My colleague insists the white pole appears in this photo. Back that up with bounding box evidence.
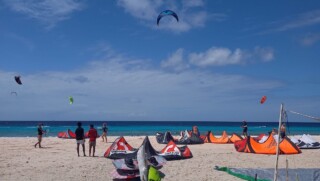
[286,159,289,181]
[274,103,283,181]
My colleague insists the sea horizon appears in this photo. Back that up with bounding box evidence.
[1,120,319,137]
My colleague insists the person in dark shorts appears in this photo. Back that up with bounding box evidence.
[35,123,45,148]
[241,120,248,138]
[101,123,108,143]
[75,122,86,157]
[280,123,286,138]
[88,124,98,157]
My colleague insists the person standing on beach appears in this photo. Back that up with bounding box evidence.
[101,123,108,143]
[280,123,286,138]
[75,122,86,157]
[35,123,45,148]
[192,126,200,137]
[241,120,248,138]
[88,124,98,157]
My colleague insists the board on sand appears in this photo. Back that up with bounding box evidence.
[113,156,166,170]
[137,138,163,181]
[110,169,140,180]
[137,143,148,181]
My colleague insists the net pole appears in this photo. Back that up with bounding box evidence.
[274,103,284,181]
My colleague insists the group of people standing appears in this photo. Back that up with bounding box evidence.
[34,122,109,157]
[75,122,108,157]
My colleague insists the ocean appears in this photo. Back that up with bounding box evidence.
[0,121,319,137]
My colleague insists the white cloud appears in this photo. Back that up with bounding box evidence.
[117,0,217,33]
[182,0,204,8]
[160,46,275,69]
[254,47,274,62]
[300,33,320,46]
[117,0,162,21]
[3,0,84,28]
[258,9,320,34]
[161,48,189,72]
[189,47,246,67]
[186,11,207,27]
[0,52,283,121]
[188,46,275,67]
[5,32,35,51]
[275,10,320,32]
[210,13,227,22]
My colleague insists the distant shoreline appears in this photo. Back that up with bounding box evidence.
[1,121,320,137]
[1,120,319,123]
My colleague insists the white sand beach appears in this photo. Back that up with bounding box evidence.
[0,136,319,181]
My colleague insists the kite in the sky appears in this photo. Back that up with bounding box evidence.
[69,96,74,104]
[157,10,179,26]
[260,96,267,104]
[14,76,22,85]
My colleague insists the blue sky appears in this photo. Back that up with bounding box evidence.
[0,0,320,122]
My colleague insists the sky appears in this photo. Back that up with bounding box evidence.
[0,0,320,122]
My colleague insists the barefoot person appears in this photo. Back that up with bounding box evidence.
[192,126,200,137]
[88,124,98,157]
[101,123,108,142]
[75,122,86,157]
[241,120,248,138]
[280,123,286,138]
[35,123,45,148]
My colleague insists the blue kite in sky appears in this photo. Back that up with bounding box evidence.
[157,10,179,26]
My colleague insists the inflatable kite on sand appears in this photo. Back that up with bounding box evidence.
[291,134,320,149]
[158,140,193,160]
[57,129,76,139]
[234,134,301,154]
[203,131,243,144]
[110,137,165,180]
[156,131,204,145]
[58,129,99,139]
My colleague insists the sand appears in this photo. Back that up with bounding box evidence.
[0,136,319,181]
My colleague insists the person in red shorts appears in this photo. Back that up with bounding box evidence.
[88,124,98,157]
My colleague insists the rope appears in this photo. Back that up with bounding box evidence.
[283,111,290,135]
[283,110,298,180]
[287,110,320,121]
[284,109,319,173]
[284,110,303,180]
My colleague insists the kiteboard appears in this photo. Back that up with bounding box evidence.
[110,169,140,180]
[112,156,166,170]
[137,142,148,181]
